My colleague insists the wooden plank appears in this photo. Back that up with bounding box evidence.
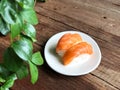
[36,13,120,56]
[12,70,118,90]
[35,6,120,47]
[0,23,119,90]
[36,0,120,36]
[92,64,120,89]
[0,0,120,89]
[34,13,120,89]
[10,40,118,90]
[0,36,118,90]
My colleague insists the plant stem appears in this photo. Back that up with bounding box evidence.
[17,35,20,40]
[10,33,13,44]
[34,0,36,7]
[9,25,13,44]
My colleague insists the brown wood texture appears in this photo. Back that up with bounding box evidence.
[0,0,120,90]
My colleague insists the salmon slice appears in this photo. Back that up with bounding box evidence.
[56,33,82,56]
[62,42,93,65]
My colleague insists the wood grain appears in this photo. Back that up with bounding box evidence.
[0,0,120,90]
[36,0,120,36]
[35,14,120,89]
[35,9,120,90]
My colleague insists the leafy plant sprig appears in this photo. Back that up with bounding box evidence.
[0,0,45,89]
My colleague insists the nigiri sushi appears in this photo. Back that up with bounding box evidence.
[56,33,82,56]
[62,42,93,65]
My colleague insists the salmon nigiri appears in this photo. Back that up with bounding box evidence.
[62,42,93,65]
[56,33,82,56]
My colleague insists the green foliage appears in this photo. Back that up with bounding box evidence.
[21,8,38,25]
[29,61,38,84]
[4,47,23,72]
[0,18,10,35]
[11,36,33,61]
[32,52,44,65]
[1,74,17,90]
[16,65,29,79]
[0,0,44,89]
[23,23,37,42]
[0,64,10,79]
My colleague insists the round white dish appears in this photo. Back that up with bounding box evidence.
[44,31,102,76]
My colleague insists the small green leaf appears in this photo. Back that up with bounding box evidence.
[16,65,29,79]
[32,52,44,65]
[4,47,23,72]
[29,61,38,84]
[2,74,17,89]
[2,79,14,88]
[23,23,36,42]
[11,14,25,39]
[16,0,34,8]
[25,0,34,7]
[11,37,33,61]
[21,8,38,25]
[0,87,9,90]
[11,23,21,39]
[0,77,5,83]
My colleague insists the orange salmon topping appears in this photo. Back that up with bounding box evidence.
[63,42,93,65]
[56,33,82,53]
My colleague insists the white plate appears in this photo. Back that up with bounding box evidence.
[44,31,102,76]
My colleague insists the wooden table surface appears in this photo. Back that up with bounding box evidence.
[0,0,120,90]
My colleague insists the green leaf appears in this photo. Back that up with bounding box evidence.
[23,23,36,42]
[0,17,10,35]
[11,23,21,39]
[21,8,38,25]
[2,79,14,88]
[3,47,23,72]
[0,77,5,83]
[0,1,16,24]
[2,74,17,89]
[0,64,10,79]
[10,14,23,39]
[0,0,42,88]
[32,52,44,65]
[16,0,34,8]
[29,61,38,84]
[24,0,35,7]
[11,37,33,61]
[0,87,9,90]
[0,0,7,13]
[16,65,29,79]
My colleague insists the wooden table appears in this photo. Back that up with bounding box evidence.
[0,0,120,90]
